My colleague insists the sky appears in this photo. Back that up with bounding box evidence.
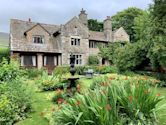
[0,0,152,33]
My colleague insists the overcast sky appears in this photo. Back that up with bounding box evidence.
[0,0,152,33]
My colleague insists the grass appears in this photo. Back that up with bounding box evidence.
[156,87,166,125]
[16,73,166,125]
[16,80,54,125]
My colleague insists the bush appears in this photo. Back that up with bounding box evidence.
[114,41,150,72]
[0,59,21,82]
[95,66,118,74]
[0,48,9,63]
[35,71,60,91]
[52,88,77,104]
[0,80,32,125]
[52,76,163,125]
[75,66,88,75]
[147,37,166,71]
[88,55,99,65]
[24,68,44,79]
[53,66,70,82]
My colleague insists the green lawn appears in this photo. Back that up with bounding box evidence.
[16,74,166,125]
[16,80,54,125]
[156,87,166,125]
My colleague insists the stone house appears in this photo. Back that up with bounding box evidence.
[10,9,129,70]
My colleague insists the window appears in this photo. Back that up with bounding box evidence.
[89,41,108,48]
[33,36,44,44]
[89,41,97,48]
[21,55,36,66]
[71,38,80,46]
[43,56,57,66]
[70,54,82,65]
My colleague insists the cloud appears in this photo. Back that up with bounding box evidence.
[0,0,152,32]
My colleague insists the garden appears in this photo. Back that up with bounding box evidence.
[0,58,166,125]
[0,0,166,125]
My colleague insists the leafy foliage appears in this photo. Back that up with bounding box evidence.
[88,19,103,32]
[24,68,44,79]
[98,42,123,64]
[52,76,163,125]
[0,81,32,125]
[88,55,99,66]
[0,48,9,63]
[112,7,144,42]
[0,59,21,82]
[114,41,150,71]
[133,11,152,41]
[147,37,166,70]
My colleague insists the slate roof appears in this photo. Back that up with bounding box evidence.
[89,31,107,41]
[10,19,61,53]
[10,19,60,38]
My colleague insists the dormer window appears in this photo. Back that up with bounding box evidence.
[33,35,44,44]
[71,38,80,46]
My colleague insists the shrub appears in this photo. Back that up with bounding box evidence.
[36,71,59,91]
[24,68,44,79]
[52,76,163,125]
[88,55,99,65]
[147,37,166,71]
[0,80,32,125]
[0,48,9,63]
[114,41,150,72]
[53,66,70,82]
[95,66,118,74]
[52,88,77,104]
[75,66,87,75]
[0,59,21,82]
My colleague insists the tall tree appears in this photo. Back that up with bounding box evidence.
[112,7,144,42]
[133,11,152,41]
[88,19,103,32]
[147,0,166,70]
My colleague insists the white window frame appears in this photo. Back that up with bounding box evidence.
[69,54,82,65]
[71,37,80,46]
[33,35,44,44]
[20,55,36,66]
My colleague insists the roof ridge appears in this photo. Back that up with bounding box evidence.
[10,18,60,27]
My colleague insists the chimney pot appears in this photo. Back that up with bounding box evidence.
[28,18,31,22]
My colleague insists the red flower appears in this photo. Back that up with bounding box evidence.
[105,104,112,110]
[77,85,81,92]
[100,82,108,86]
[124,76,128,80]
[128,95,133,101]
[144,76,148,80]
[153,79,158,84]
[76,100,81,106]
[57,98,64,104]
[64,100,68,104]
[109,77,115,80]
[157,93,161,97]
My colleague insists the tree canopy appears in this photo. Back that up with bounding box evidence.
[112,7,144,42]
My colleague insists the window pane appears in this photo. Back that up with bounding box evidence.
[33,36,43,44]
[23,55,33,66]
[46,56,54,66]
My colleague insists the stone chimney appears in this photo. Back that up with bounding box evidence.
[28,18,31,22]
[104,16,112,41]
[79,8,88,26]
